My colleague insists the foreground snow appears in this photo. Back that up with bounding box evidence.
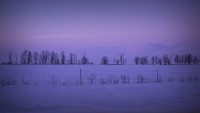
[0,65,200,113]
[0,83,200,113]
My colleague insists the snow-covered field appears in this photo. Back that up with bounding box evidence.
[0,65,200,113]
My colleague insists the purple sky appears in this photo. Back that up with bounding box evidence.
[0,0,200,63]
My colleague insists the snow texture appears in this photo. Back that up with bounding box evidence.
[0,65,200,113]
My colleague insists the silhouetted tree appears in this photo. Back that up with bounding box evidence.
[174,54,180,65]
[151,56,158,65]
[193,56,198,64]
[50,51,56,64]
[88,73,96,85]
[137,74,145,83]
[134,56,140,65]
[187,54,192,65]
[198,57,200,64]
[81,56,89,65]
[113,58,120,65]
[163,54,170,65]
[120,75,130,84]
[27,51,32,64]
[179,54,193,65]
[134,56,148,65]
[116,59,119,65]
[68,53,77,64]
[5,51,200,65]
[158,58,162,65]
[119,53,125,65]
[179,55,184,64]
[20,50,28,64]
[140,56,148,65]
[55,56,60,64]
[61,51,66,64]
[54,53,59,64]
[33,52,38,64]
[101,56,109,65]
[40,50,50,64]
[7,52,13,64]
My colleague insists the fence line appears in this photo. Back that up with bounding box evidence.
[0,68,200,87]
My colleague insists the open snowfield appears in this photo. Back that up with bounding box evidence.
[0,65,200,113]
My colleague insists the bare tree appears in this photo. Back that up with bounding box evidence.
[119,53,125,65]
[88,73,96,85]
[174,54,197,65]
[180,55,184,64]
[140,56,148,65]
[101,56,109,65]
[193,56,198,64]
[151,56,158,65]
[120,75,129,84]
[20,50,28,64]
[151,56,155,65]
[68,53,77,65]
[33,52,38,64]
[136,74,145,83]
[27,51,32,64]
[81,56,89,65]
[61,51,66,64]
[163,54,170,65]
[187,54,193,65]
[134,56,140,65]
[54,53,59,64]
[198,57,200,64]
[179,54,193,65]
[7,52,13,64]
[40,50,50,64]
[50,51,56,64]
[174,54,180,65]
[158,58,162,65]
[113,58,120,65]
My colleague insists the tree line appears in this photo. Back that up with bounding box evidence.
[5,50,90,65]
[134,54,199,65]
[2,50,200,65]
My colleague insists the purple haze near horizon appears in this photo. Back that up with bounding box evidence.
[0,0,200,63]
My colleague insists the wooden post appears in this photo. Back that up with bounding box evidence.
[80,69,83,85]
[157,69,158,82]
